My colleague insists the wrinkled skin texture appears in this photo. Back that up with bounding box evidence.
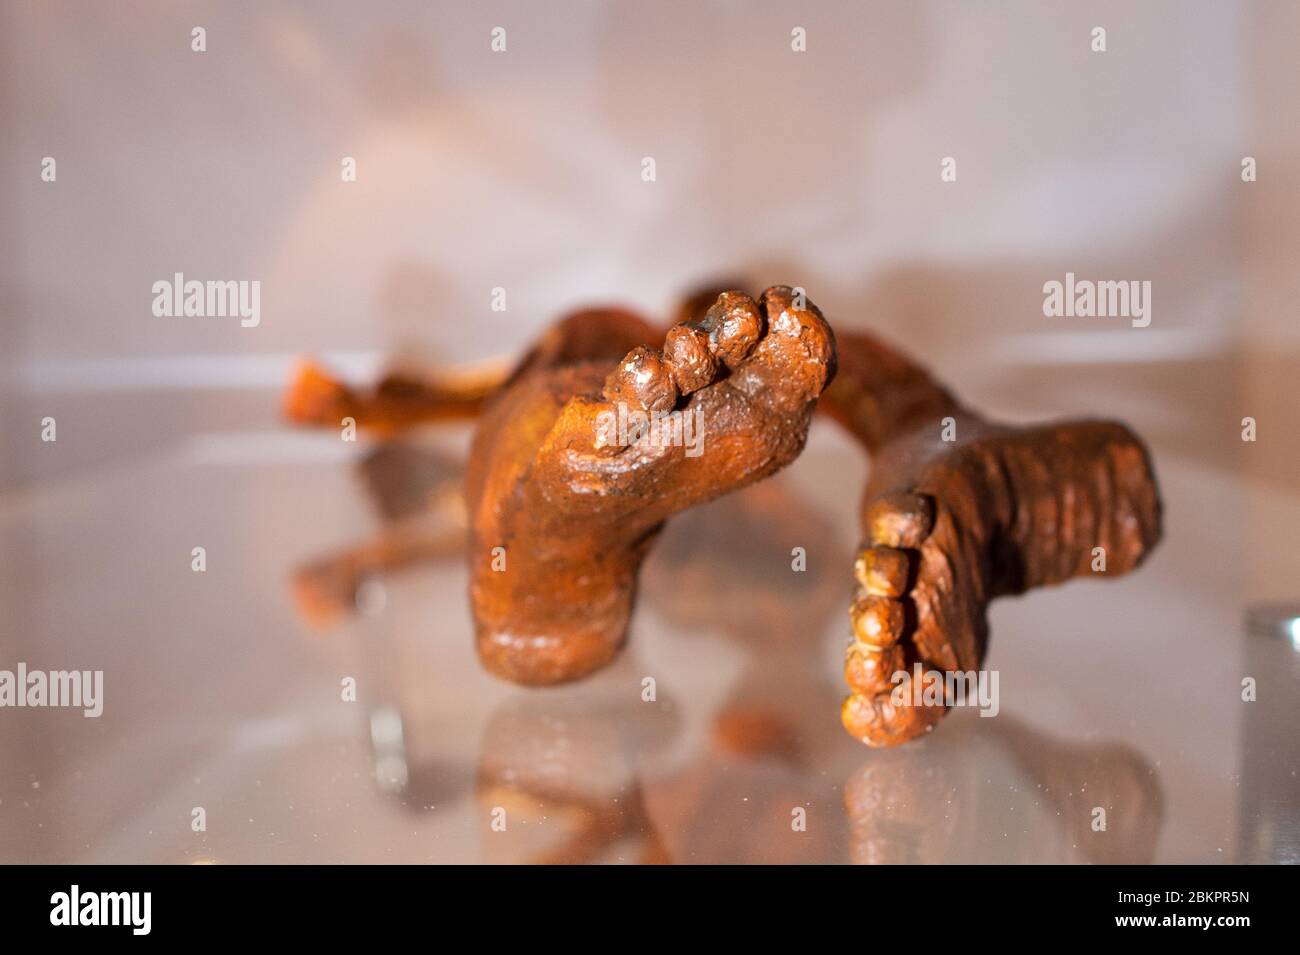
[822,334,1162,747]
[283,286,1162,748]
[464,287,836,684]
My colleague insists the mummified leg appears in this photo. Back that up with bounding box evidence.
[283,361,507,435]
[466,288,836,684]
[821,331,1162,747]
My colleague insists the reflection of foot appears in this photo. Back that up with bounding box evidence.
[844,742,961,864]
[842,415,1161,747]
[467,287,837,685]
[290,443,467,628]
[995,718,1164,864]
[291,521,464,628]
[476,690,676,864]
[844,717,1164,863]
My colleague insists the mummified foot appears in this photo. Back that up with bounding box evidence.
[467,287,836,684]
[840,414,1162,747]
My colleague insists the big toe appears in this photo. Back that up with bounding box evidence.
[842,690,945,748]
[730,286,837,408]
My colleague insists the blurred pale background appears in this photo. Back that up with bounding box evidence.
[1,1,1297,863]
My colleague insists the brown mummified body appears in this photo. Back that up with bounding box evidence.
[284,286,1160,747]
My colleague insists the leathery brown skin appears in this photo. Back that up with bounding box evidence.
[822,333,1163,747]
[283,360,504,435]
[282,290,1161,746]
[465,287,836,684]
